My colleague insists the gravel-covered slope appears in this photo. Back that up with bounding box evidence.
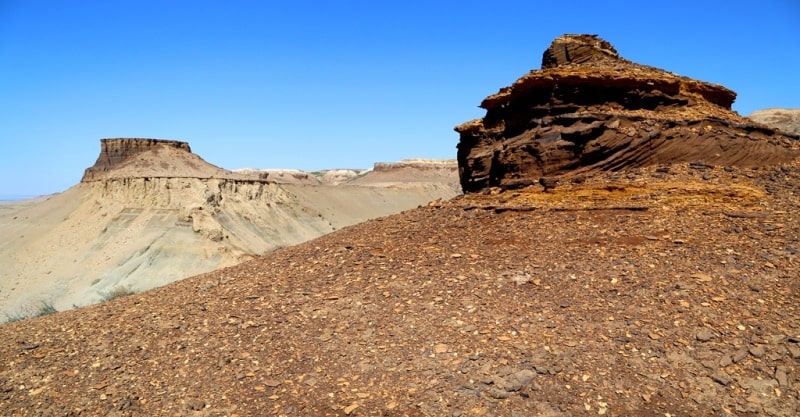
[1,162,799,416]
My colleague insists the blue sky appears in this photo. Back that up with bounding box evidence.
[1,1,798,197]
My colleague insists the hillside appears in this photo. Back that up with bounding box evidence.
[1,163,799,416]
[0,139,458,315]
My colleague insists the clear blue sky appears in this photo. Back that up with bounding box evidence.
[1,1,798,197]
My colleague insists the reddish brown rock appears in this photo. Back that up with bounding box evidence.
[455,34,800,193]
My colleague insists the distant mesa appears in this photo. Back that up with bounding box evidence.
[748,108,800,135]
[3,138,460,313]
[455,34,800,193]
[235,159,458,185]
[81,138,267,182]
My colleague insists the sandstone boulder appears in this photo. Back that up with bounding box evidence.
[455,34,800,193]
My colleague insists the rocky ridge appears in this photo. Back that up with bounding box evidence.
[235,159,458,186]
[455,34,799,193]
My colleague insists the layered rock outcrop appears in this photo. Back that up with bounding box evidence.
[455,34,800,193]
[82,138,267,182]
[83,138,190,180]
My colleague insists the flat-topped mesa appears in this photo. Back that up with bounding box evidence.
[81,138,266,182]
[372,159,458,172]
[82,138,191,181]
[455,34,800,193]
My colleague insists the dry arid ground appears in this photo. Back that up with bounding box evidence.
[1,161,798,416]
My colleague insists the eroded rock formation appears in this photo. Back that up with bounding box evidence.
[83,138,191,180]
[455,34,800,193]
[82,138,269,182]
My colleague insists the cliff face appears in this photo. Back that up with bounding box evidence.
[2,139,459,313]
[455,34,799,193]
[82,138,192,181]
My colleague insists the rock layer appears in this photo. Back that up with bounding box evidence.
[82,138,191,181]
[455,34,800,193]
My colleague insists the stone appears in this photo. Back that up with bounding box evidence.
[775,367,789,387]
[539,177,559,192]
[454,34,799,193]
[711,370,732,386]
[488,387,512,399]
[508,370,536,386]
[695,327,715,342]
[718,354,732,368]
[749,346,766,358]
[343,403,359,415]
[788,345,800,359]
[82,138,191,181]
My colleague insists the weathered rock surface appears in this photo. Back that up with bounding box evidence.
[455,34,800,193]
[83,138,190,180]
[749,108,800,135]
[82,138,264,182]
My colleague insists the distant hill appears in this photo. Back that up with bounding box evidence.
[0,139,459,315]
[748,108,800,135]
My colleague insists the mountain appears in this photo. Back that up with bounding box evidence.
[1,35,798,416]
[0,139,458,314]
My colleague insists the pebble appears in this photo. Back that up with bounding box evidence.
[343,403,359,415]
[695,327,715,342]
[775,367,789,387]
[711,370,732,386]
[718,354,732,368]
[488,388,511,399]
[732,349,748,363]
[749,346,766,358]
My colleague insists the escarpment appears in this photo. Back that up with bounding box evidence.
[82,138,266,182]
[455,34,800,193]
[1,138,459,312]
